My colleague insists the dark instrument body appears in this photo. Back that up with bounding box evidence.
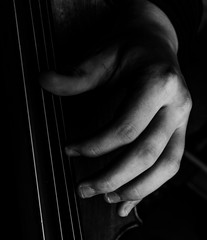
[6,1,207,239]
[6,0,141,239]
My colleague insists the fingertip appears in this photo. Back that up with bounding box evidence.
[118,207,129,218]
[39,71,62,95]
[39,71,80,96]
[104,192,121,203]
[78,184,96,199]
[118,202,131,217]
[65,147,81,157]
[118,200,141,217]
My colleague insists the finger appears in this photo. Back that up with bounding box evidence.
[66,77,170,157]
[39,47,117,96]
[117,200,141,217]
[78,107,177,198]
[106,123,186,206]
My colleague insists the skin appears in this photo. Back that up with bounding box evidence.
[40,0,192,217]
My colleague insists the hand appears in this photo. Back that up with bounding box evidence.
[40,1,192,217]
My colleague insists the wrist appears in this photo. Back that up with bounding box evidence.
[123,0,178,55]
[144,1,178,54]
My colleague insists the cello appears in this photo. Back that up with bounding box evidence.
[8,0,142,239]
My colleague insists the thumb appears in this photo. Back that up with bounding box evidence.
[39,47,117,96]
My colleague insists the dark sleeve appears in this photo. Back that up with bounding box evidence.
[147,0,203,63]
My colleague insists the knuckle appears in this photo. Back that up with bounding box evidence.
[162,72,181,101]
[168,155,182,177]
[165,72,179,93]
[86,144,102,157]
[160,69,190,108]
[170,159,181,176]
[137,143,157,167]
[95,177,117,193]
[117,123,138,144]
[180,92,193,114]
[131,187,143,201]
[174,91,193,125]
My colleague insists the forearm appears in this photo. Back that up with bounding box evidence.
[143,1,178,54]
[119,0,179,69]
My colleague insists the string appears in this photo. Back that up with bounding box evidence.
[28,0,64,239]
[41,0,77,239]
[12,1,46,240]
[44,0,84,239]
[37,0,84,239]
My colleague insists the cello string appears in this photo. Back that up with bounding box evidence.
[12,1,46,240]
[28,0,64,239]
[37,0,83,239]
[43,0,78,238]
[44,0,67,138]
[44,0,84,238]
[44,1,84,239]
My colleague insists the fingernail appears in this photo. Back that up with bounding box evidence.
[65,147,80,157]
[119,203,132,217]
[119,209,128,217]
[105,192,120,203]
[78,185,96,198]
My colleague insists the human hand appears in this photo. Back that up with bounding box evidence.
[40,46,192,217]
[40,1,192,217]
